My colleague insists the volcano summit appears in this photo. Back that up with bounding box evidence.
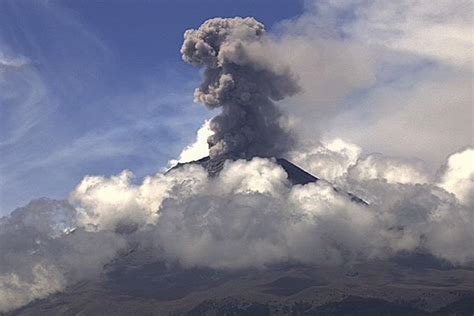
[1,13,473,316]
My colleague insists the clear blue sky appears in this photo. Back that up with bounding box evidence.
[0,0,304,214]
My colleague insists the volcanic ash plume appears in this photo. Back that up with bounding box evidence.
[181,17,299,160]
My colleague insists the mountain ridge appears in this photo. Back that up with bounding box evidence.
[169,156,368,205]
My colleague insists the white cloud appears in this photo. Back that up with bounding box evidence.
[289,138,362,184]
[341,0,473,69]
[0,263,65,312]
[1,145,473,311]
[0,199,127,312]
[70,165,209,232]
[0,54,29,69]
[437,147,474,206]
[169,120,213,167]
[349,154,431,184]
[0,54,53,148]
[276,0,473,166]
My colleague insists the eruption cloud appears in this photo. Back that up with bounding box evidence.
[1,12,473,313]
[181,17,299,160]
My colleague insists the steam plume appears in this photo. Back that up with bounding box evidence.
[181,17,299,160]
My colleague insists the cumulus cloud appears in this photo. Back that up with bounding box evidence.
[289,142,474,263]
[54,150,474,269]
[290,139,432,185]
[348,154,431,185]
[69,157,380,269]
[1,143,473,311]
[437,148,474,206]
[0,263,65,312]
[289,138,362,184]
[69,165,208,232]
[0,199,126,312]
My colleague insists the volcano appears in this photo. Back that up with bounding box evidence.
[170,156,368,205]
[7,159,474,316]
[11,244,474,315]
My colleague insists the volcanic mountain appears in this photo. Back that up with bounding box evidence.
[170,156,368,205]
[10,242,474,315]
[4,14,473,316]
[9,158,474,316]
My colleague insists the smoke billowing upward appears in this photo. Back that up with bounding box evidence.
[1,2,473,312]
[181,17,299,160]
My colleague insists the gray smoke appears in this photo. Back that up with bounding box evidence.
[181,17,299,160]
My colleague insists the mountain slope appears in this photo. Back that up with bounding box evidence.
[10,256,474,315]
[170,156,367,205]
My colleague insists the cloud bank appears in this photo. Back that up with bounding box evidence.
[1,142,473,312]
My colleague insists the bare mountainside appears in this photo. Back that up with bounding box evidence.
[9,250,474,315]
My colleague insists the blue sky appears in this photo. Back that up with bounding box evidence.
[0,0,304,214]
[1,0,472,215]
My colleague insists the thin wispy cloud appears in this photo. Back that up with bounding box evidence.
[0,1,209,213]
